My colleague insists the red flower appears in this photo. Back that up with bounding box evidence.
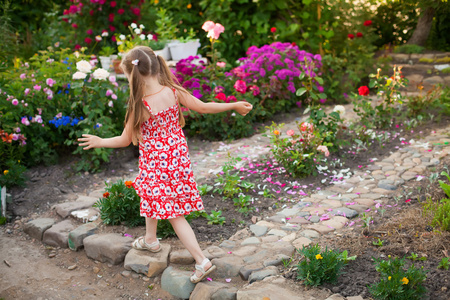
[356,32,363,38]
[103,192,110,198]
[234,80,247,94]
[131,7,141,16]
[68,5,78,14]
[364,20,372,26]
[123,21,128,27]
[270,27,276,33]
[62,18,69,23]
[109,25,116,32]
[74,44,81,50]
[110,1,117,7]
[89,9,94,16]
[348,33,354,39]
[63,9,69,15]
[86,29,93,35]
[118,8,125,15]
[215,92,226,101]
[291,42,296,46]
[85,37,92,44]
[111,35,117,42]
[358,86,369,96]
[125,181,133,188]
[249,85,260,96]
[72,23,78,29]
[108,13,115,22]
[227,95,237,102]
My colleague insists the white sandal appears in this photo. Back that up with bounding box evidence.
[190,258,216,283]
[131,236,161,252]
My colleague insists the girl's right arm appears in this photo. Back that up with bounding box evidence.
[178,91,253,116]
[78,121,133,150]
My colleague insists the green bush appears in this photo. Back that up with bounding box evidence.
[394,44,424,54]
[369,256,427,300]
[0,160,26,189]
[296,244,348,286]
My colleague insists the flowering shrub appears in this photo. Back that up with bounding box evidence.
[266,121,332,178]
[0,47,127,176]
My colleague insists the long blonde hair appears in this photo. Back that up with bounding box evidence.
[120,46,188,145]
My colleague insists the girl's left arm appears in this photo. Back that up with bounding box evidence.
[78,121,133,150]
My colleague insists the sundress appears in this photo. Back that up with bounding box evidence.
[132,88,204,219]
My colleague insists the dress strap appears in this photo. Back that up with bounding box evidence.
[172,88,178,104]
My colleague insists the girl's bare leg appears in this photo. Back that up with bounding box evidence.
[169,216,212,276]
[144,217,160,250]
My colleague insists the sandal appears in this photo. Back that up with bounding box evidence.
[190,258,216,283]
[131,236,161,253]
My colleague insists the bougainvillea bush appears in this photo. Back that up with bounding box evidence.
[0,47,127,179]
[173,41,324,140]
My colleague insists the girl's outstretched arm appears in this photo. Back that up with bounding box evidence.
[78,122,133,150]
[178,91,253,116]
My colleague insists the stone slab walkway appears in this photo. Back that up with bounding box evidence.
[15,94,450,299]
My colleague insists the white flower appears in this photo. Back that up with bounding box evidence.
[95,35,102,42]
[130,23,137,29]
[134,28,141,35]
[101,31,109,37]
[92,68,110,80]
[119,34,126,40]
[76,60,92,73]
[147,34,154,40]
[333,105,345,115]
[117,41,123,46]
[72,71,87,80]
[140,34,146,40]
[108,100,114,107]
[139,24,145,29]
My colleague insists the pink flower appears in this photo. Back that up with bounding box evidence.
[24,88,30,96]
[72,23,78,29]
[208,23,225,40]
[108,75,116,83]
[85,37,92,44]
[215,92,226,101]
[106,89,113,97]
[317,145,330,157]
[287,129,295,136]
[20,73,26,80]
[249,85,260,96]
[33,85,41,91]
[216,62,226,68]
[111,94,117,100]
[131,7,140,16]
[234,80,247,94]
[21,117,30,126]
[12,99,19,105]
[86,29,93,35]
[110,1,116,7]
[12,134,19,141]
[46,78,55,87]
[118,8,125,15]
[227,95,237,102]
[202,21,215,32]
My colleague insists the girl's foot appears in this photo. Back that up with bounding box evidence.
[190,258,216,283]
[131,236,161,252]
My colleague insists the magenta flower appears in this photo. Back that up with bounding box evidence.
[226,95,237,102]
[20,73,26,80]
[33,85,41,91]
[12,99,19,105]
[46,78,55,87]
[21,117,30,126]
[234,80,247,94]
[249,85,260,96]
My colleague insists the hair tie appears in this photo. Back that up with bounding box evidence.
[131,59,139,66]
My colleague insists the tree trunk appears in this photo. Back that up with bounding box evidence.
[407,6,435,46]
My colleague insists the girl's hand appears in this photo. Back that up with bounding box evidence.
[78,134,102,150]
[235,101,253,116]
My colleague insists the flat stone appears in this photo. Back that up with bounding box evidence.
[378,179,398,191]
[255,220,276,228]
[266,215,285,223]
[349,204,370,213]
[330,207,358,218]
[42,220,75,248]
[267,229,287,237]
[239,264,264,281]
[88,188,105,199]
[305,224,334,234]
[211,256,244,278]
[382,166,395,171]
[161,266,196,299]
[236,282,303,300]
[320,199,343,208]
[309,216,320,223]
[248,266,278,283]
[249,224,267,237]
[401,171,418,181]
[278,207,300,216]
[300,229,320,239]
[292,237,312,249]
[352,187,369,194]
[54,196,98,218]
[357,198,375,206]
[295,211,311,218]
[347,296,364,300]
[263,254,291,267]
[205,246,227,260]
[211,287,238,300]
[261,235,279,243]
[363,193,383,200]
[281,232,296,242]
[124,244,170,277]
[288,216,310,224]
[68,222,99,251]
[281,224,301,232]
[23,218,55,241]
[322,216,348,230]
[371,188,395,195]
[341,194,359,199]
[293,201,312,209]
[84,233,133,265]
[229,228,249,241]
[241,237,261,246]
[326,294,346,300]
[423,76,444,85]
[219,240,236,249]
[191,282,228,300]
[169,248,194,264]
[243,250,269,264]
[261,241,295,256]
[232,246,257,257]
[70,208,99,223]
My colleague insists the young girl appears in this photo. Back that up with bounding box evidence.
[78,46,253,283]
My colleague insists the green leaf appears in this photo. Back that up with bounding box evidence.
[319,93,327,99]
[296,88,307,97]
[315,77,324,85]
[299,73,306,80]
[369,80,376,88]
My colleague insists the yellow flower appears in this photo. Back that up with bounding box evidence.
[386,78,392,86]
[388,276,391,281]
[187,3,192,9]
[3,170,9,175]
[401,277,409,285]
[315,254,323,260]
[154,0,159,4]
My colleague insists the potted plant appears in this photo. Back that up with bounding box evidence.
[99,46,116,71]
[167,28,200,61]
[154,8,179,61]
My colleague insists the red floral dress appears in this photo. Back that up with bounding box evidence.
[132,88,203,219]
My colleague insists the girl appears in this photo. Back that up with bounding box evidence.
[78,46,253,283]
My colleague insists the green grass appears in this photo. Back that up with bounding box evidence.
[394,44,424,54]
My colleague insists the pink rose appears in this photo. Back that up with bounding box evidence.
[317,145,330,157]
[234,80,247,94]
[202,21,215,32]
[46,78,55,87]
[216,62,226,68]
[20,73,26,80]
[24,88,30,96]
[207,23,225,40]
[12,99,19,106]
[108,75,116,83]
[287,129,295,136]
[111,94,117,100]
[33,85,41,91]
[227,95,237,102]
[249,85,260,96]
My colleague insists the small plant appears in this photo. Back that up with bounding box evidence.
[373,238,384,247]
[99,46,115,57]
[340,250,357,263]
[206,210,226,225]
[282,256,294,268]
[438,257,449,270]
[296,244,348,286]
[418,57,434,63]
[369,256,427,300]
[262,188,275,198]
[393,44,424,54]
[407,252,427,261]
[233,194,254,215]
[215,154,243,198]
[198,184,213,196]
[361,212,373,229]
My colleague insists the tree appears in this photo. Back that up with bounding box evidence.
[407,0,447,46]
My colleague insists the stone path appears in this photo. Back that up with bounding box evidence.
[16,97,450,299]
